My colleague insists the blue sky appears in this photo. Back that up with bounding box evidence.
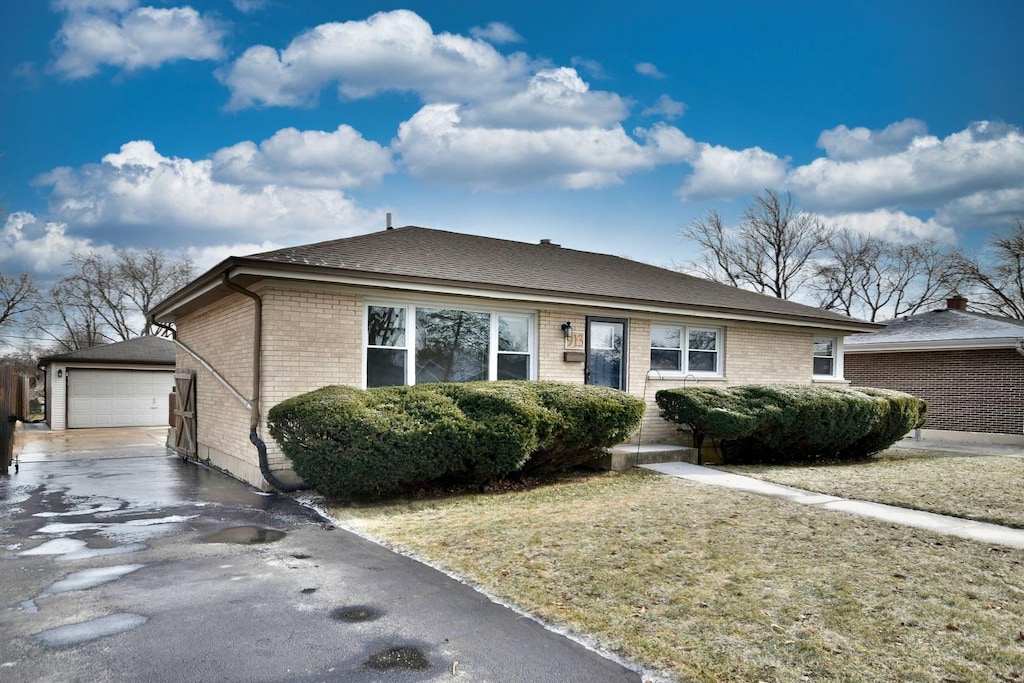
[2,0,1023,281]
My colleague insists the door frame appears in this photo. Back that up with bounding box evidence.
[584,316,629,391]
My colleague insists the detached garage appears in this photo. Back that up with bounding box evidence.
[39,337,176,430]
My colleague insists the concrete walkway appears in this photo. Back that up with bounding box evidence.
[642,461,1024,551]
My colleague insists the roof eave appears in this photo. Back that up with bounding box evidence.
[152,258,879,333]
[845,337,1022,353]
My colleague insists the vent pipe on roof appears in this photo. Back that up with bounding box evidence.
[386,212,393,230]
[539,238,560,247]
[946,295,968,310]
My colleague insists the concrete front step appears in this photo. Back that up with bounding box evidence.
[596,444,699,471]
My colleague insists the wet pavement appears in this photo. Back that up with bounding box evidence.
[2,426,642,683]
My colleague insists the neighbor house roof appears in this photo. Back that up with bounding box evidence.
[845,308,1024,353]
[150,226,879,332]
[39,336,177,366]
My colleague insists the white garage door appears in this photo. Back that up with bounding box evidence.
[67,369,173,428]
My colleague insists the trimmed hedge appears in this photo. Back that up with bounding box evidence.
[655,384,926,464]
[267,381,645,499]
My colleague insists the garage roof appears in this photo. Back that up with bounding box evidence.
[39,336,176,366]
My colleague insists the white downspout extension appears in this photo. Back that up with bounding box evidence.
[1017,339,1024,434]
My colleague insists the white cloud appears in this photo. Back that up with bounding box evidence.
[642,94,686,120]
[935,187,1024,228]
[458,67,630,130]
[52,1,226,79]
[677,144,789,200]
[219,9,530,109]
[570,56,607,80]
[635,62,666,78]
[469,21,523,44]
[817,118,928,161]
[231,0,268,13]
[394,105,693,190]
[790,121,1024,211]
[34,140,380,248]
[825,209,957,244]
[1,212,99,273]
[184,240,283,273]
[211,125,394,189]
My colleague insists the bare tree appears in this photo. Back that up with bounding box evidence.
[0,271,38,331]
[812,232,958,321]
[29,248,195,351]
[951,217,1024,319]
[681,190,836,299]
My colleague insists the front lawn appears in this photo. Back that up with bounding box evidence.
[720,447,1024,528]
[328,469,1024,683]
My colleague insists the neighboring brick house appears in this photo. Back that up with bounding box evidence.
[149,226,878,489]
[844,296,1024,445]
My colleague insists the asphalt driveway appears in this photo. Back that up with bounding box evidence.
[1,426,641,683]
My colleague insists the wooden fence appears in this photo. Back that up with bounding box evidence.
[1,364,30,473]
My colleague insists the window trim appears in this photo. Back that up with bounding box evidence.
[363,301,537,387]
[649,323,724,378]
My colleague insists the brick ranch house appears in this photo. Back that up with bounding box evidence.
[148,226,879,490]
[844,295,1024,446]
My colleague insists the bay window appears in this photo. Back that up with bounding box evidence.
[365,304,534,387]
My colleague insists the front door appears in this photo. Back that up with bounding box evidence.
[585,317,627,390]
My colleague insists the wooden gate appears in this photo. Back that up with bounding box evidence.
[172,369,197,460]
[1,364,29,474]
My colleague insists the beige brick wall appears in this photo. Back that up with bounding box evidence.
[259,283,363,469]
[625,320,840,444]
[176,282,850,484]
[537,309,586,384]
[175,292,258,484]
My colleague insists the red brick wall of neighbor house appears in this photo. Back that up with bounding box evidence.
[844,349,1024,435]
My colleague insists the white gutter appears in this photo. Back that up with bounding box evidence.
[169,337,251,411]
[845,337,1021,353]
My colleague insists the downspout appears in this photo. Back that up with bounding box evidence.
[221,275,307,492]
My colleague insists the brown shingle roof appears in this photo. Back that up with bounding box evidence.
[152,226,878,331]
[39,336,176,366]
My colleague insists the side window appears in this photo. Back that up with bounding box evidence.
[687,328,720,373]
[650,325,683,371]
[813,338,836,377]
[366,306,407,387]
[497,314,531,380]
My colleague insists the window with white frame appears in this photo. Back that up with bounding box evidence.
[650,324,722,375]
[813,338,836,377]
[365,304,534,387]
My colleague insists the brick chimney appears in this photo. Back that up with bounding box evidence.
[946,295,968,311]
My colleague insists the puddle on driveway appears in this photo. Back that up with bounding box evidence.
[20,564,143,613]
[19,538,146,561]
[201,526,286,544]
[32,613,148,648]
[331,605,383,623]
[363,646,430,671]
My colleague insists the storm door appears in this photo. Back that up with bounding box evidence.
[585,317,627,390]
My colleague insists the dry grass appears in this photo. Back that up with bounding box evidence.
[329,469,1024,683]
[720,448,1024,528]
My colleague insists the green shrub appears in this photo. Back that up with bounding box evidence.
[267,381,645,499]
[267,385,478,499]
[656,384,926,464]
[522,382,645,474]
[837,387,928,459]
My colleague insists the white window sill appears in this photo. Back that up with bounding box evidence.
[646,371,725,381]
